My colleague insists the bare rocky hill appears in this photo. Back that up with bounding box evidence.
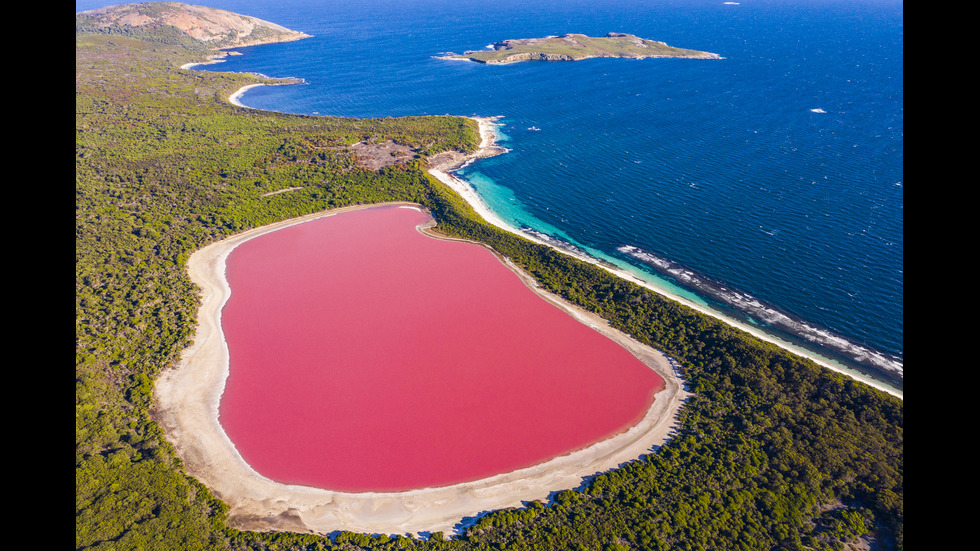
[76,2,311,48]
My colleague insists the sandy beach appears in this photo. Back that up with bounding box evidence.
[229,83,264,107]
[431,118,902,400]
[153,196,688,536]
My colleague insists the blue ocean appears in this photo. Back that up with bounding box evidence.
[78,0,903,389]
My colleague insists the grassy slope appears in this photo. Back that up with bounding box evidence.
[76,24,901,551]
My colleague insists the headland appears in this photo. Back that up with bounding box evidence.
[76,2,311,49]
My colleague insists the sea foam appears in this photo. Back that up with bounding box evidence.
[617,245,903,381]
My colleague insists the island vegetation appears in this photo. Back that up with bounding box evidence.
[438,33,720,64]
[76,4,901,550]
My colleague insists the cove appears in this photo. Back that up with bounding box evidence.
[218,205,664,492]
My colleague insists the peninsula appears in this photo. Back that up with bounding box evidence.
[439,32,721,64]
[75,1,311,49]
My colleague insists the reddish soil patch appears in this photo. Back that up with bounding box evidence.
[218,205,663,492]
[350,140,417,169]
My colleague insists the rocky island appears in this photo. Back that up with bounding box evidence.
[439,32,721,64]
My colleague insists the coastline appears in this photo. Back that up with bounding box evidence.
[429,118,903,399]
[229,83,264,107]
[181,57,260,107]
[153,201,688,536]
[158,53,901,538]
[436,53,722,65]
[180,50,238,71]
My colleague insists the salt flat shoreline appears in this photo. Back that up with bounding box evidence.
[153,197,688,536]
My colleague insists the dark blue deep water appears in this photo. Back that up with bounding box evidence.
[78,0,903,388]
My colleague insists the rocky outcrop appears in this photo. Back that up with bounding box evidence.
[479,52,576,64]
[76,2,311,49]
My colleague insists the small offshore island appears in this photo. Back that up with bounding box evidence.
[439,32,721,64]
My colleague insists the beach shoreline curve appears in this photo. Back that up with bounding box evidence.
[428,118,902,399]
[153,199,689,536]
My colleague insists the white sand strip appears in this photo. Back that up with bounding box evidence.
[153,201,688,537]
[229,83,264,107]
[432,118,901,399]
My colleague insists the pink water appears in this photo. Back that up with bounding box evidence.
[219,205,663,492]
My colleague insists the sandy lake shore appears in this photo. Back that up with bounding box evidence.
[153,196,689,536]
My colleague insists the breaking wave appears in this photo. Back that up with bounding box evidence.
[617,245,904,384]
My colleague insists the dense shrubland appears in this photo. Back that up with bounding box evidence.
[76,25,901,551]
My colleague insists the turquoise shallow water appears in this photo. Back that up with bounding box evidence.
[78,0,902,388]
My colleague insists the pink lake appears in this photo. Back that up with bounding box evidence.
[218,205,663,492]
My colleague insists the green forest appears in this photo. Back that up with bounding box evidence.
[76,18,902,551]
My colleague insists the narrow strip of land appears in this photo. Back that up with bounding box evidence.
[430,118,901,399]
